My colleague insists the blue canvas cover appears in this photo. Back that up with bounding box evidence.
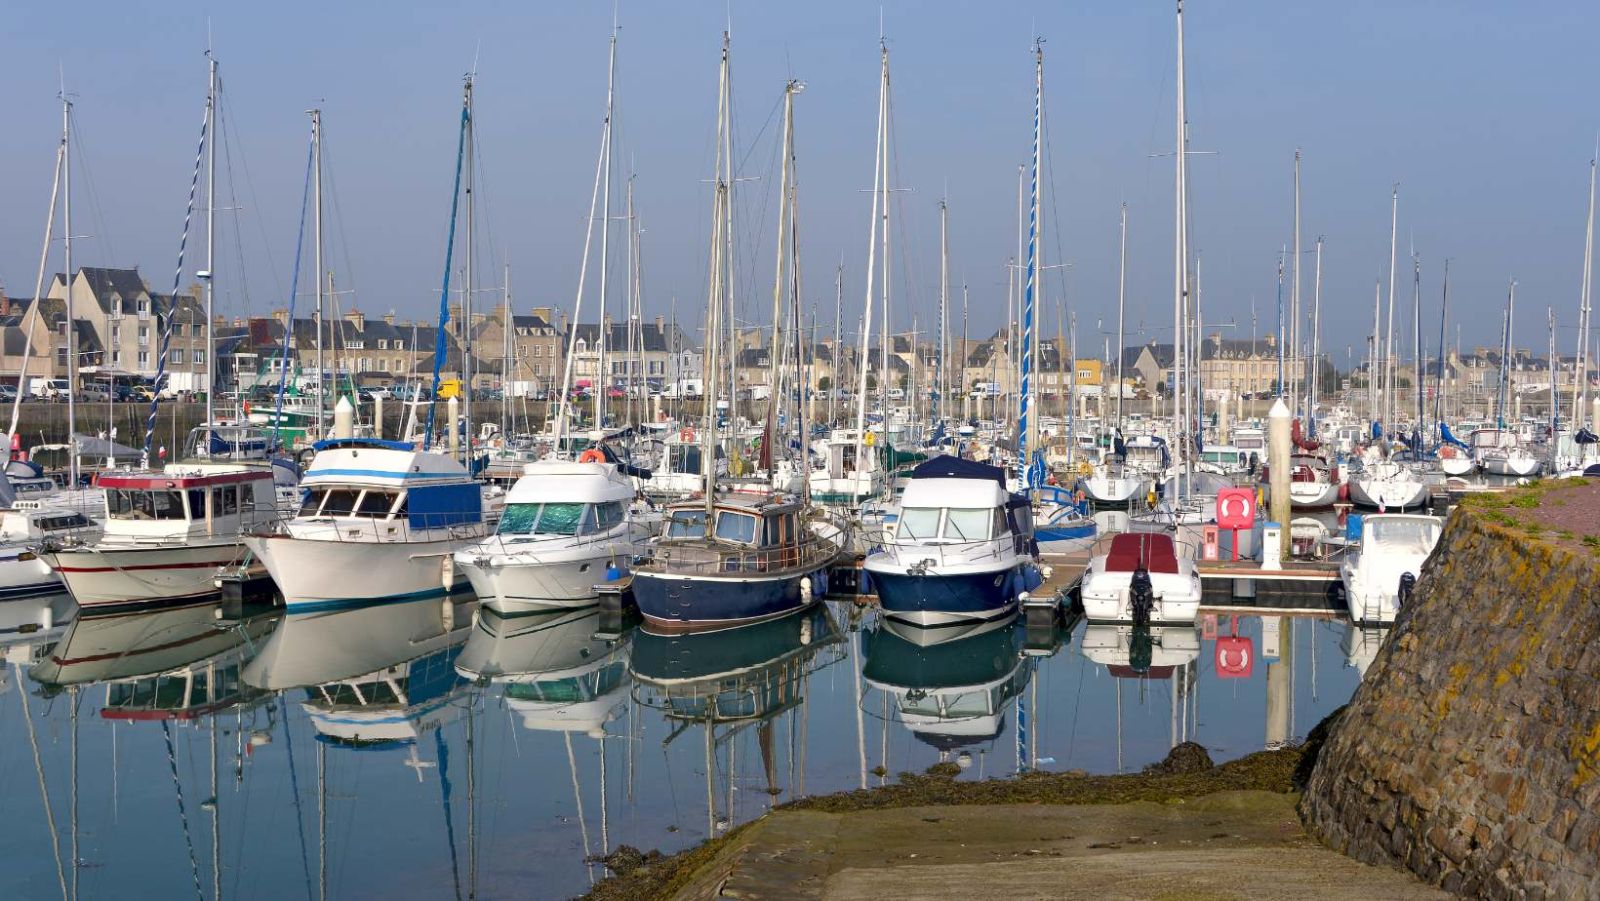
[909,455,1005,485]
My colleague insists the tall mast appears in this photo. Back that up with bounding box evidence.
[1174,0,1192,489]
[1370,280,1381,429]
[62,91,78,484]
[311,108,324,438]
[1383,185,1399,433]
[830,262,841,428]
[203,52,218,433]
[703,32,732,520]
[767,81,798,424]
[502,262,511,435]
[1574,152,1596,430]
[596,29,617,431]
[1116,202,1127,431]
[853,41,888,483]
[1291,149,1301,415]
[1434,260,1450,432]
[462,75,475,457]
[1412,255,1423,438]
[1019,38,1043,485]
[938,198,948,425]
[1309,236,1323,438]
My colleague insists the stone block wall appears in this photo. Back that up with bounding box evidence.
[1301,508,1600,898]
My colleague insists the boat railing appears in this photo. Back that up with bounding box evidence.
[463,522,652,556]
[273,513,494,545]
[871,534,1010,568]
[638,532,839,577]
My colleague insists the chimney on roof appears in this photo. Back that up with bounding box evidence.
[449,302,463,335]
[1264,333,1276,349]
[533,306,552,327]
[654,315,665,332]
[384,311,395,326]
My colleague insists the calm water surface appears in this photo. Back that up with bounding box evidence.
[2,586,1380,900]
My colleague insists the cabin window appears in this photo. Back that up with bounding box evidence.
[355,489,400,518]
[666,510,707,539]
[319,489,361,517]
[897,508,942,540]
[714,511,758,544]
[942,509,992,541]
[186,490,207,518]
[593,501,625,531]
[238,482,256,512]
[299,488,326,517]
[498,502,584,536]
[38,513,92,531]
[215,486,239,516]
[106,489,188,521]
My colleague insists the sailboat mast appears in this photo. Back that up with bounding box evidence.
[311,109,325,438]
[1019,39,1042,484]
[768,81,798,421]
[1413,255,1423,437]
[853,43,888,484]
[1370,280,1380,430]
[597,30,617,432]
[1383,185,1399,433]
[1174,0,1192,489]
[1435,260,1450,431]
[61,93,79,483]
[1574,153,1596,430]
[1291,149,1301,416]
[1116,202,1127,431]
[939,198,949,425]
[830,262,841,428]
[203,52,218,432]
[703,33,732,520]
[1309,236,1323,437]
[502,262,511,435]
[463,75,476,455]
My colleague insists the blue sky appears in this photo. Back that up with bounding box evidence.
[2,1,1596,365]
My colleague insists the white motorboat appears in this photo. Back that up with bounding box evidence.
[808,430,884,506]
[1339,513,1442,624]
[454,460,652,613]
[244,438,493,612]
[1271,453,1343,509]
[0,507,100,601]
[4,459,105,520]
[1437,443,1476,477]
[1079,528,1203,624]
[41,463,281,613]
[862,457,1042,627]
[1470,428,1542,477]
[1348,460,1429,511]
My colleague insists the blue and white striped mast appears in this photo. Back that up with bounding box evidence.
[1018,38,1043,488]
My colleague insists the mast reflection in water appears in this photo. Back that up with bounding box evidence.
[3,595,1371,899]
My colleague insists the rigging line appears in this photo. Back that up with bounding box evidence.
[141,94,211,462]
[64,106,120,267]
[216,96,255,316]
[272,136,316,454]
[218,91,286,306]
[317,139,361,307]
[162,720,206,901]
[425,99,472,450]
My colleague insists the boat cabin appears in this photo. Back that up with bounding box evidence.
[495,461,635,543]
[893,457,1020,546]
[652,492,825,574]
[184,422,276,461]
[98,467,279,537]
[296,438,483,533]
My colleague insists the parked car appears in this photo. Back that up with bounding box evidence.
[0,384,19,404]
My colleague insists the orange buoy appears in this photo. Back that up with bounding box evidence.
[578,448,606,463]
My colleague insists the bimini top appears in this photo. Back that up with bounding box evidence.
[304,442,473,490]
[507,460,636,505]
[908,456,1004,485]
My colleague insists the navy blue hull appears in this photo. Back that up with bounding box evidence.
[869,565,1036,622]
[631,567,828,630]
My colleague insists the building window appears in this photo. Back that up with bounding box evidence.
[172,349,185,365]
[56,348,67,366]
[112,350,121,365]
[394,340,404,350]
[173,323,184,337]
[378,339,388,350]
[111,324,121,342]
[137,299,150,319]
[137,350,149,368]
[378,360,388,372]
[111,298,122,318]
[345,340,364,350]
[138,325,150,346]
[195,349,207,364]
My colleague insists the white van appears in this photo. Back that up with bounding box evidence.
[29,378,69,400]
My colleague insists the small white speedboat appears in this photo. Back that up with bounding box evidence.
[1339,513,1442,624]
[1079,528,1202,624]
[1348,460,1430,511]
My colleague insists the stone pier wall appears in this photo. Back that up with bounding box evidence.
[1301,505,1600,898]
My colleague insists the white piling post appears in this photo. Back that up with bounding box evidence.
[333,396,355,440]
[1268,398,1292,564]
[373,394,384,440]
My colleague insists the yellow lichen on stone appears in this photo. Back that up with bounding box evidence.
[1572,720,1600,787]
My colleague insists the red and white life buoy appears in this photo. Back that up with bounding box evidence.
[578,448,606,464]
[680,427,695,442]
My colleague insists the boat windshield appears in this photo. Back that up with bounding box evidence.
[1366,518,1439,554]
[714,511,758,544]
[499,502,585,537]
[666,510,707,539]
[106,489,188,521]
[943,508,993,542]
[897,507,942,540]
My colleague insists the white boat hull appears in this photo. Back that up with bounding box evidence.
[1287,479,1342,509]
[244,532,482,612]
[1078,473,1143,506]
[455,529,648,613]
[43,541,246,612]
[1348,476,1428,511]
[1480,454,1541,477]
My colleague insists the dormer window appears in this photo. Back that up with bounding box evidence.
[137,299,150,319]
[394,340,404,351]
[111,296,122,318]
[378,339,388,350]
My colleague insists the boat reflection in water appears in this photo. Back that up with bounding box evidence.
[1,590,75,671]
[1078,623,1202,772]
[456,605,631,736]
[1340,622,1392,678]
[243,595,477,748]
[631,603,845,835]
[861,612,1032,770]
[32,600,275,719]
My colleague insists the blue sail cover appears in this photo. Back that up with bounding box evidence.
[1576,428,1599,445]
[1438,422,1470,450]
[1371,421,1383,440]
[910,456,1005,485]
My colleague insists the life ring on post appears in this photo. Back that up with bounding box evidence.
[578,448,606,464]
[680,427,695,442]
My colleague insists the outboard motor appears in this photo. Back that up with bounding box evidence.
[1130,565,1155,628]
[1398,571,1417,608]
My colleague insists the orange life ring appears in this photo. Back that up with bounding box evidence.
[578,448,606,463]
[680,427,695,442]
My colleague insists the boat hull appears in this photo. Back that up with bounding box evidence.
[630,566,824,631]
[457,548,628,613]
[865,563,1037,626]
[1348,477,1428,511]
[42,542,245,613]
[1480,455,1541,477]
[244,533,480,612]
[1287,479,1342,509]
[1077,474,1143,506]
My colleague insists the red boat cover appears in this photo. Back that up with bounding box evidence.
[1105,532,1180,574]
